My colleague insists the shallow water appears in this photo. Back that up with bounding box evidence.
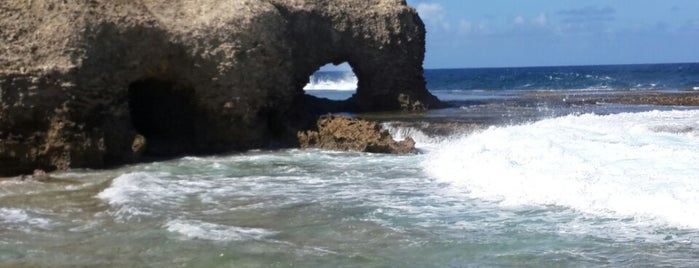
[3,104,699,266]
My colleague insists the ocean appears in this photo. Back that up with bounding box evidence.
[2,63,699,267]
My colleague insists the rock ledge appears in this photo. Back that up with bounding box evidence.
[298,115,416,154]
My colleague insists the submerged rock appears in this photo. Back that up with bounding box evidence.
[15,169,52,182]
[0,0,441,176]
[298,115,416,154]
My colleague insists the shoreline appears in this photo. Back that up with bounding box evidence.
[4,90,698,179]
[524,90,699,107]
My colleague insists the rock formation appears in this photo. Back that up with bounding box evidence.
[298,115,415,154]
[0,0,441,176]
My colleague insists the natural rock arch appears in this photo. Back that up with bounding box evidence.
[303,63,358,100]
[275,1,441,111]
[0,0,442,175]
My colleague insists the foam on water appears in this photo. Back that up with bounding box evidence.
[96,171,203,220]
[382,123,442,147]
[165,219,276,241]
[0,208,52,231]
[303,72,357,91]
[381,122,473,152]
[424,110,699,229]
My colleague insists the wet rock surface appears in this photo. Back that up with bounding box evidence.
[524,91,699,106]
[298,115,416,154]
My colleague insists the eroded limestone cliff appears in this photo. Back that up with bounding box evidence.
[0,0,441,176]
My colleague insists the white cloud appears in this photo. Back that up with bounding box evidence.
[557,6,615,32]
[534,13,548,26]
[416,3,443,20]
[459,20,472,34]
[478,21,489,32]
[512,13,548,27]
[416,3,450,30]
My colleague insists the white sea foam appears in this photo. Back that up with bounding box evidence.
[424,110,699,229]
[98,172,166,206]
[1,208,36,224]
[381,122,459,152]
[165,219,276,241]
[96,171,195,220]
[0,208,52,231]
[303,73,358,91]
[382,123,442,146]
[96,169,309,220]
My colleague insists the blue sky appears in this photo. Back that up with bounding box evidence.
[407,0,699,68]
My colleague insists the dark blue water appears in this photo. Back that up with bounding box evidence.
[424,63,699,92]
[305,63,699,101]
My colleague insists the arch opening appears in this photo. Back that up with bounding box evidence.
[127,78,197,158]
[303,62,358,101]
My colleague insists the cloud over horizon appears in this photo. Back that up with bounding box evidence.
[416,3,450,31]
[410,1,699,68]
[558,6,616,24]
[557,6,616,32]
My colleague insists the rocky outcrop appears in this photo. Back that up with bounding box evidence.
[298,115,415,154]
[0,0,440,176]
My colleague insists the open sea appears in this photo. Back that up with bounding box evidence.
[2,63,699,267]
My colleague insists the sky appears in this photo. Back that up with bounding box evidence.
[406,0,699,68]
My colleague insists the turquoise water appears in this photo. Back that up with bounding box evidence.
[3,63,699,266]
[2,108,699,267]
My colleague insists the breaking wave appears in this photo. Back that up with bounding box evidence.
[424,110,699,229]
[303,71,357,91]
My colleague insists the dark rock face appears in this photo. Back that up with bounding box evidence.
[0,0,440,176]
[298,115,416,154]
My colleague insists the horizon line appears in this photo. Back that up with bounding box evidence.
[423,61,699,70]
[318,61,698,72]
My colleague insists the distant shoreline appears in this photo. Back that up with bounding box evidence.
[524,90,699,107]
